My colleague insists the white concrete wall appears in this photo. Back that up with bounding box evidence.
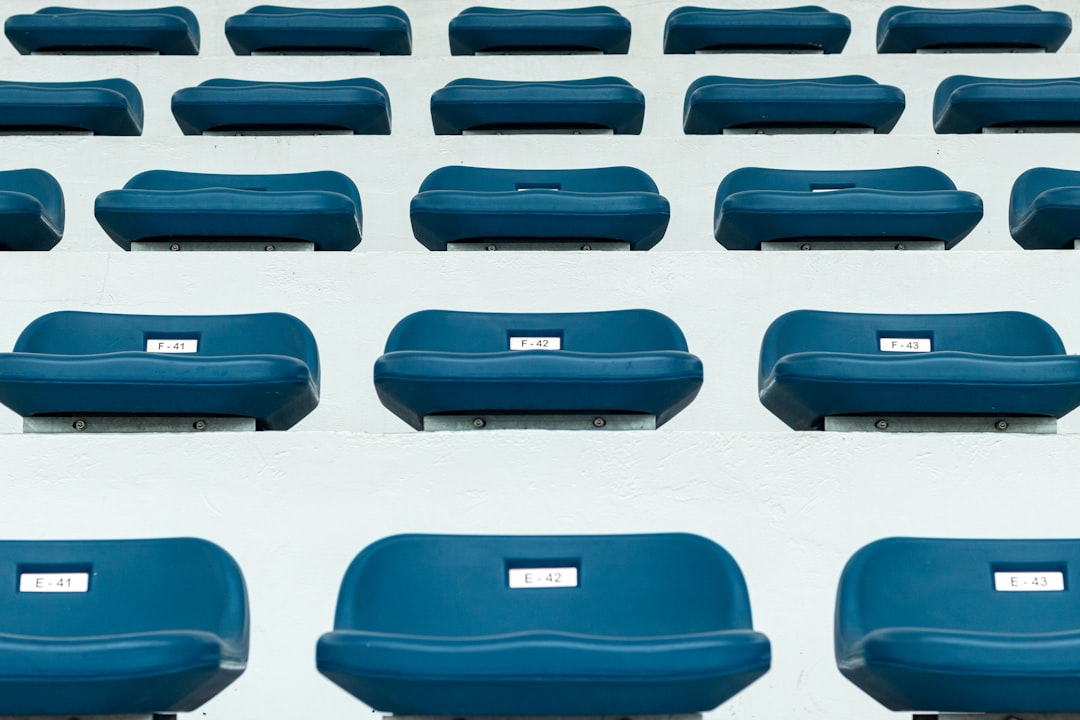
[0,0,1078,719]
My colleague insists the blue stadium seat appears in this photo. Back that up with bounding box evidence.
[1011,167,1080,249]
[0,537,246,715]
[317,533,770,715]
[374,310,703,430]
[225,6,411,55]
[171,78,390,135]
[714,167,983,250]
[95,170,362,251]
[410,166,669,250]
[935,76,1080,133]
[664,6,850,54]
[449,6,630,54]
[0,169,64,250]
[431,77,644,134]
[759,310,1080,430]
[838,537,1080,711]
[684,76,904,134]
[0,79,142,135]
[5,6,200,55]
[877,6,1071,53]
[0,311,320,430]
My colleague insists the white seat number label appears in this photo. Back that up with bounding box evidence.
[509,336,561,351]
[146,339,198,353]
[20,572,89,592]
[879,338,931,353]
[508,567,578,589]
[994,571,1064,591]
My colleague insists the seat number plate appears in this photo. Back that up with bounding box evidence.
[509,337,561,351]
[994,571,1064,591]
[146,339,198,353]
[19,572,89,592]
[879,337,931,352]
[508,567,578,588]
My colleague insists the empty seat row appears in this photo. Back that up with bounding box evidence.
[5,534,1080,717]
[11,166,1080,252]
[10,75,1080,135]
[1,308,1079,434]
[3,6,1074,55]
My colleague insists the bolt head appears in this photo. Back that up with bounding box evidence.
[472,417,486,428]
[801,243,812,251]
[874,419,888,430]
[193,420,207,431]
[995,420,1009,431]
[485,244,497,251]
[593,417,606,428]
[73,419,87,431]
[265,244,276,252]
[170,243,181,251]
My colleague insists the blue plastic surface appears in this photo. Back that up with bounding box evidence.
[410,166,669,250]
[838,537,1080,711]
[935,75,1080,133]
[171,78,390,135]
[317,533,770,715]
[0,311,320,430]
[1010,167,1080,249]
[0,537,246,715]
[0,79,142,135]
[714,167,983,250]
[684,75,904,134]
[95,170,362,251]
[664,6,850,54]
[759,310,1080,430]
[5,6,199,54]
[431,77,644,134]
[449,6,630,54]
[225,5,411,55]
[877,6,1071,53]
[0,169,64,250]
[374,309,703,429]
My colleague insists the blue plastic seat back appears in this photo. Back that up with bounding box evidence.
[0,78,144,134]
[717,166,956,208]
[1011,167,1080,223]
[0,167,64,226]
[761,310,1064,384]
[684,74,899,123]
[0,537,246,646]
[15,311,319,381]
[664,6,851,53]
[121,170,361,213]
[449,6,631,54]
[5,6,200,54]
[877,5,1071,52]
[934,75,1080,132]
[418,166,659,194]
[384,309,689,354]
[838,538,1080,652]
[225,5,411,54]
[334,534,753,636]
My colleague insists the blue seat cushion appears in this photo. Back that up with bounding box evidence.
[94,170,362,251]
[5,6,199,55]
[0,79,142,135]
[934,75,1080,133]
[877,6,1071,53]
[714,167,982,250]
[664,6,850,54]
[759,310,1080,430]
[0,632,240,715]
[0,311,320,429]
[225,6,411,55]
[684,76,905,133]
[410,166,668,250]
[1011,167,1080,249]
[319,629,770,715]
[0,169,64,251]
[430,77,644,134]
[449,6,630,54]
[171,78,390,135]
